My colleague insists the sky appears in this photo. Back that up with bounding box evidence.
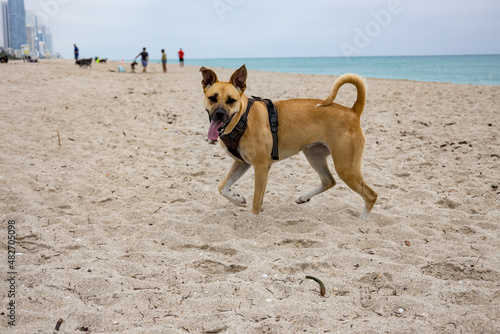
[2,0,500,60]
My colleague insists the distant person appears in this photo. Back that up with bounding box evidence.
[178,48,184,67]
[0,55,8,63]
[161,49,167,73]
[135,47,149,73]
[74,44,79,60]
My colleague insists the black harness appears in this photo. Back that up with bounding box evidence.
[219,96,279,161]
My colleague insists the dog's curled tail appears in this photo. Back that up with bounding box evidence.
[316,73,366,117]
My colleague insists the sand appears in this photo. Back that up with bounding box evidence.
[0,59,499,333]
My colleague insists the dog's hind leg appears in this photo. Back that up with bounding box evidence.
[337,170,377,220]
[332,152,377,220]
[296,144,336,204]
[219,160,251,207]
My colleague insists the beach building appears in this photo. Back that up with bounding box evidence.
[7,0,26,50]
[37,23,52,56]
[0,1,53,57]
[1,2,10,48]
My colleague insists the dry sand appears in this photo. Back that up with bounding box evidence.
[0,59,499,333]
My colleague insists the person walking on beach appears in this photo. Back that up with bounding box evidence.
[74,44,79,60]
[178,48,184,67]
[161,49,167,73]
[135,47,149,73]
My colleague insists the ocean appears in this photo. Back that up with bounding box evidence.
[162,54,500,86]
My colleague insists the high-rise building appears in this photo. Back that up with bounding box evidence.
[37,20,45,55]
[45,28,52,54]
[1,2,10,48]
[25,10,35,52]
[37,21,53,56]
[7,0,26,50]
[1,0,55,56]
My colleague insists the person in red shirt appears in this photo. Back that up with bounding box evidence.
[178,48,184,67]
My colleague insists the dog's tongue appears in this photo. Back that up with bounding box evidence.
[208,120,224,141]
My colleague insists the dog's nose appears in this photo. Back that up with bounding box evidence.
[214,109,226,120]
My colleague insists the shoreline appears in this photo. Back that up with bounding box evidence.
[19,57,500,86]
[158,54,500,86]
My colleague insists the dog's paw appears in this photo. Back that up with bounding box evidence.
[251,206,263,215]
[359,206,369,220]
[234,195,247,207]
[221,189,247,207]
[295,196,311,204]
[226,194,247,207]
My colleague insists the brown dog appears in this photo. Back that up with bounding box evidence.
[200,65,377,219]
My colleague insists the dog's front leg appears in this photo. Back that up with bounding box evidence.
[219,160,251,207]
[251,164,271,215]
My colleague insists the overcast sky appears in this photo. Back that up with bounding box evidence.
[3,0,500,59]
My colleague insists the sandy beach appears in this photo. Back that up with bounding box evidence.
[1,59,499,333]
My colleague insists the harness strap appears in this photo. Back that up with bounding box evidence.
[260,98,279,161]
[219,98,254,161]
[219,96,279,161]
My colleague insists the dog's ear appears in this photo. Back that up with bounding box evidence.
[200,67,218,91]
[230,65,247,94]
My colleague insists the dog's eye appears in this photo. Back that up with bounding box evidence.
[208,96,218,103]
[227,97,236,104]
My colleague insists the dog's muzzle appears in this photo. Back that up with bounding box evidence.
[207,108,230,141]
[211,108,228,122]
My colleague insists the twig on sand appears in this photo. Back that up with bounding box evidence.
[55,318,63,331]
[306,275,326,296]
[57,130,61,146]
[203,326,228,334]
